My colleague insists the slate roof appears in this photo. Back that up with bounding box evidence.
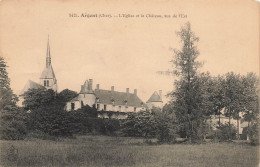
[20,80,45,95]
[147,91,162,103]
[95,89,145,107]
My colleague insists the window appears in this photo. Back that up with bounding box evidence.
[96,97,100,102]
[44,80,47,86]
[134,107,136,112]
[104,105,107,111]
[119,106,121,112]
[97,104,100,110]
[71,103,75,110]
[47,80,49,86]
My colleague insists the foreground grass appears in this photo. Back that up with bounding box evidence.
[0,135,259,167]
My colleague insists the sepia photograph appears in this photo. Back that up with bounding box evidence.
[0,0,259,166]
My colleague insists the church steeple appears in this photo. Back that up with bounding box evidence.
[46,35,51,68]
[40,36,58,92]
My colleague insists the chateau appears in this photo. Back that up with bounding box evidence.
[65,79,147,112]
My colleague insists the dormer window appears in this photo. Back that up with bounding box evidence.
[96,97,100,103]
[124,99,127,105]
[111,98,115,105]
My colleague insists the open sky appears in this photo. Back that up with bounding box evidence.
[0,0,259,102]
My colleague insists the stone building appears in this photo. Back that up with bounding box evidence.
[65,79,146,113]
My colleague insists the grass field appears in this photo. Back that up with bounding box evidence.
[0,135,259,167]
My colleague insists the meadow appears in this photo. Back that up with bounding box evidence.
[0,135,259,167]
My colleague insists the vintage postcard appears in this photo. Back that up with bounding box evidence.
[0,0,259,166]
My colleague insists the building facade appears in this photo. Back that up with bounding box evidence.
[65,79,146,113]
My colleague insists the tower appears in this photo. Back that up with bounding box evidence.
[40,36,58,92]
[146,90,163,109]
[79,79,96,107]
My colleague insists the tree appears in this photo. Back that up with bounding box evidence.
[170,22,206,142]
[57,89,78,108]
[22,88,55,110]
[0,56,26,140]
[222,72,245,140]
[241,73,259,122]
[240,73,259,143]
[221,72,259,140]
[0,56,18,110]
[211,75,226,127]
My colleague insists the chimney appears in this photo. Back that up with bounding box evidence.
[89,79,93,90]
[159,90,162,100]
[126,88,129,94]
[96,84,99,90]
[134,89,137,96]
[111,86,114,91]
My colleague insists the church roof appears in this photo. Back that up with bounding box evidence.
[147,91,162,103]
[95,89,145,107]
[20,80,45,95]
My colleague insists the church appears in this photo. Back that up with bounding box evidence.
[19,37,57,105]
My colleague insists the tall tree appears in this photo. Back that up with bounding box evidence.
[212,75,226,127]
[0,56,27,140]
[170,22,205,142]
[222,72,244,140]
[0,56,18,110]
[240,73,259,122]
[239,72,259,142]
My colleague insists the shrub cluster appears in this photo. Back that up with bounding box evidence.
[207,123,237,141]
[121,110,177,143]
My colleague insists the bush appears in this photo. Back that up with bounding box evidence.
[0,107,28,140]
[248,120,259,145]
[121,110,177,143]
[97,119,121,135]
[212,123,237,141]
[27,107,73,137]
[121,111,157,138]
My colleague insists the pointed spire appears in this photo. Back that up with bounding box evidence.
[46,35,51,68]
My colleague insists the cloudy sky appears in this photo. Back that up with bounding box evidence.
[0,0,259,102]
